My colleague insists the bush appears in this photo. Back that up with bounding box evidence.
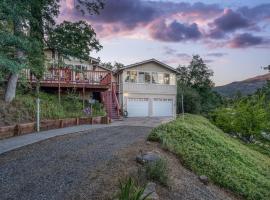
[145,159,168,186]
[211,95,270,138]
[116,177,150,200]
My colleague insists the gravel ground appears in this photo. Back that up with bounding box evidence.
[0,124,239,200]
[0,126,151,200]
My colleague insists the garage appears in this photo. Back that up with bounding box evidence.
[152,98,173,117]
[127,98,149,117]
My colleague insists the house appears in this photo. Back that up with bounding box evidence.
[26,53,177,119]
[115,59,178,117]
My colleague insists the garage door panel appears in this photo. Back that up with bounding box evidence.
[127,98,149,117]
[152,98,173,117]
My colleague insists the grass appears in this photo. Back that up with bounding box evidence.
[116,177,150,200]
[148,114,270,200]
[0,90,105,126]
[17,91,106,120]
[145,159,168,186]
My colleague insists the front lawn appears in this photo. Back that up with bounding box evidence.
[148,114,270,200]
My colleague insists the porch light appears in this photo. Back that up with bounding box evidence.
[124,93,129,97]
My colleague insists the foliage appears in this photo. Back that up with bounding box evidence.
[176,55,222,114]
[15,91,105,120]
[177,85,201,114]
[145,159,168,186]
[47,21,102,61]
[148,114,270,200]
[102,61,125,71]
[211,89,270,138]
[116,177,150,200]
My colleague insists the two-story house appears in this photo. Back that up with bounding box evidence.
[115,59,178,117]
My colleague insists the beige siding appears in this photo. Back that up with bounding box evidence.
[118,61,177,117]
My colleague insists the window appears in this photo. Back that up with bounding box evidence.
[158,73,164,84]
[152,72,158,84]
[164,73,170,85]
[125,71,137,83]
[170,74,176,85]
[145,72,151,83]
[138,72,144,83]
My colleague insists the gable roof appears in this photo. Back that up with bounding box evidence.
[117,58,178,74]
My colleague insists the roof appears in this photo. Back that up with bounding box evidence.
[116,58,179,74]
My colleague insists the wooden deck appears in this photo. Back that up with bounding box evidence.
[26,68,112,90]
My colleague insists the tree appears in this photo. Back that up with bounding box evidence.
[0,0,104,103]
[47,21,102,61]
[102,61,125,71]
[0,0,31,102]
[176,55,220,114]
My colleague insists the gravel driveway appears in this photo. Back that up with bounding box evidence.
[0,126,152,200]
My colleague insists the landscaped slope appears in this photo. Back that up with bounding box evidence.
[148,114,270,200]
[0,91,105,126]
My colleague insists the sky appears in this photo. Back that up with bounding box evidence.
[59,0,270,86]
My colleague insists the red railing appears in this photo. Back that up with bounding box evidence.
[27,68,111,86]
[112,82,120,117]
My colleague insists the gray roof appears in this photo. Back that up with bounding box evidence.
[116,58,179,74]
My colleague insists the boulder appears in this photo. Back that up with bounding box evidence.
[136,152,161,164]
[199,175,209,185]
[142,182,159,200]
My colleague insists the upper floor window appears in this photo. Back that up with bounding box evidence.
[126,70,175,85]
[125,71,137,83]
[138,72,151,83]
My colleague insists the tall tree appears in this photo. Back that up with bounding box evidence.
[47,21,102,61]
[176,55,220,114]
[0,0,31,102]
[0,0,104,103]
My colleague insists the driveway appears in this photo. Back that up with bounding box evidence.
[0,126,152,200]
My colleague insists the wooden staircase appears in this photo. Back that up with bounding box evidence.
[101,83,121,120]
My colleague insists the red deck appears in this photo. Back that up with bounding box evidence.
[27,68,112,90]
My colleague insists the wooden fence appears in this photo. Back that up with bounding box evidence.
[0,116,110,140]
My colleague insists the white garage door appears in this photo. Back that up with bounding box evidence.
[127,98,149,117]
[152,98,173,117]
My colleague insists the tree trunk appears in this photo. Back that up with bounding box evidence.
[5,73,19,103]
[4,18,24,103]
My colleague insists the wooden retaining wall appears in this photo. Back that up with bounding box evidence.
[0,116,110,140]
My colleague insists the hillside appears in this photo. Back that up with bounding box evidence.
[214,73,270,97]
[0,91,105,126]
[148,114,270,200]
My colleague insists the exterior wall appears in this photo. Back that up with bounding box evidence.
[118,61,177,117]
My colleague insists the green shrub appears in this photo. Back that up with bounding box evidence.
[149,114,270,200]
[145,159,168,186]
[116,177,150,200]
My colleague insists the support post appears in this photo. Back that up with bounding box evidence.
[36,98,40,132]
[181,93,184,120]
[83,86,85,109]
[58,72,61,104]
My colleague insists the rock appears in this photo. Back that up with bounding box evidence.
[136,152,161,164]
[142,182,159,200]
[199,175,209,185]
[146,141,151,145]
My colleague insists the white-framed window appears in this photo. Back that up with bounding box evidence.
[126,70,175,85]
[125,71,137,83]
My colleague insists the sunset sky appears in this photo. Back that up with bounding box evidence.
[59,0,270,86]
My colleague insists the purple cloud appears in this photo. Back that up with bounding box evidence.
[58,0,270,48]
[229,33,264,48]
[150,20,201,42]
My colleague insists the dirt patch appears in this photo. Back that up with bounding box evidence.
[66,139,240,200]
[0,99,34,126]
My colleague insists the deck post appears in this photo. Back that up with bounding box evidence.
[83,86,85,109]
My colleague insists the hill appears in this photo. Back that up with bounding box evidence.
[214,73,270,97]
[148,114,270,200]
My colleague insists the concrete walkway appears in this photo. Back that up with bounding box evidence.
[0,117,172,155]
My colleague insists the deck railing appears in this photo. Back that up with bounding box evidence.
[27,68,111,86]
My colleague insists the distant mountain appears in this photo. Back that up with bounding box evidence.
[214,73,270,97]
